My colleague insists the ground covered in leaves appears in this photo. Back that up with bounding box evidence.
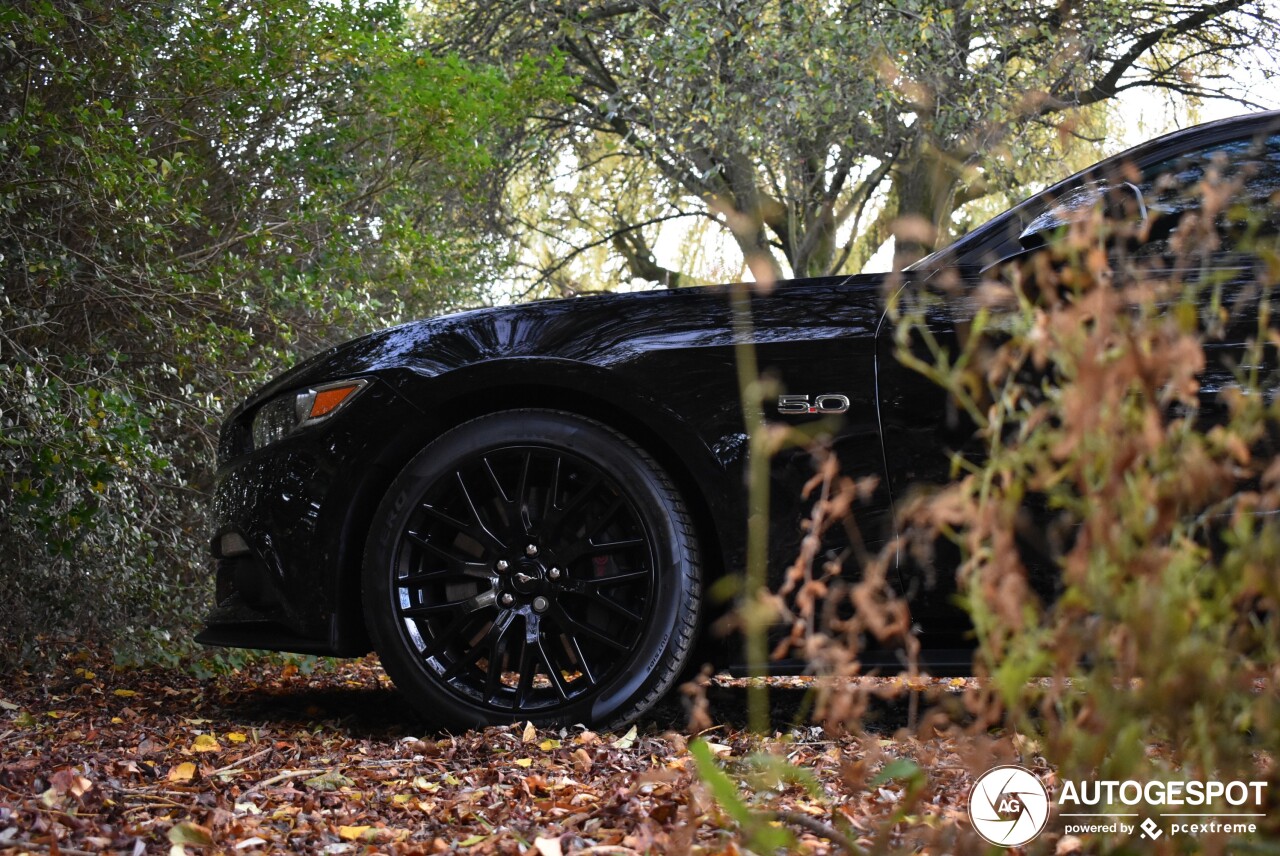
[0,655,995,854]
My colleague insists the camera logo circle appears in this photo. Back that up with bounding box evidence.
[969,765,1050,846]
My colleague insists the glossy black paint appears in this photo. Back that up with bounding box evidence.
[200,110,1280,666]
[202,275,898,657]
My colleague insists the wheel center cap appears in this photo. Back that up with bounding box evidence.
[510,562,544,594]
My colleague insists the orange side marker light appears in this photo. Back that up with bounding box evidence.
[309,384,361,419]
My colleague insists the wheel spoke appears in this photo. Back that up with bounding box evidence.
[420,503,469,531]
[405,530,491,576]
[537,637,573,700]
[561,570,649,591]
[546,455,562,522]
[452,471,506,552]
[517,452,533,535]
[514,630,539,708]
[587,591,644,623]
[587,569,650,587]
[560,577,645,622]
[578,495,625,543]
[402,589,496,620]
[549,603,628,652]
[556,536,646,566]
[420,610,480,659]
[482,455,512,504]
[484,622,509,703]
[540,474,604,540]
[443,611,514,681]
[560,632,596,686]
[396,568,473,588]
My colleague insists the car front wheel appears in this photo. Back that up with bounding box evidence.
[363,409,701,729]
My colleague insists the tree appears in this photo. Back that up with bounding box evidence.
[432,0,1279,286]
[0,0,562,664]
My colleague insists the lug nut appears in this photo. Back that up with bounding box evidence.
[500,593,514,607]
[526,544,539,557]
[495,560,509,572]
[532,596,549,613]
[548,567,561,580]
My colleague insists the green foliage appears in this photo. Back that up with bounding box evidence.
[0,0,565,669]
[689,739,796,853]
[435,0,1277,288]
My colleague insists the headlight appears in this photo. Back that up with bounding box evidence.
[251,378,369,450]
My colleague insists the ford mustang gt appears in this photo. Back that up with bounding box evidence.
[199,110,1280,728]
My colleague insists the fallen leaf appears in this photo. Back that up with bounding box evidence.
[521,721,537,743]
[514,758,533,768]
[226,732,247,743]
[191,734,220,753]
[458,834,488,847]
[49,768,93,797]
[305,771,354,790]
[235,837,268,850]
[538,738,561,751]
[533,836,564,856]
[611,725,638,750]
[168,821,213,855]
[168,762,197,782]
[338,825,375,841]
[113,689,138,698]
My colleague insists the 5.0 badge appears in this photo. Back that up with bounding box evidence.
[777,394,850,415]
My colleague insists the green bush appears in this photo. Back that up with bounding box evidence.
[0,0,566,669]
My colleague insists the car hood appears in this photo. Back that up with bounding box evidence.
[230,275,891,418]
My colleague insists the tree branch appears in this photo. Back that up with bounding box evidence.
[1033,0,1251,116]
[532,210,703,288]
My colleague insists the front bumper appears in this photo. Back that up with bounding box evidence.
[197,375,433,656]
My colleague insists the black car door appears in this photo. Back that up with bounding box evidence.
[751,276,899,594]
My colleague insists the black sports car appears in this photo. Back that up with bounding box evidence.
[200,111,1280,728]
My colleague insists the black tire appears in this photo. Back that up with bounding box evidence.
[363,409,701,730]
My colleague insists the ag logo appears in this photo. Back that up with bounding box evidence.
[968,765,1050,847]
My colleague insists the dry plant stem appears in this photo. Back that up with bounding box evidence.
[2,840,100,856]
[241,768,326,797]
[729,278,772,734]
[208,746,272,775]
[764,810,866,855]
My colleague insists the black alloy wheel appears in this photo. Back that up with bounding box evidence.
[363,410,701,729]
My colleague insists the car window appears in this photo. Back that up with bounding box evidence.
[1138,132,1280,260]
[909,121,1280,273]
